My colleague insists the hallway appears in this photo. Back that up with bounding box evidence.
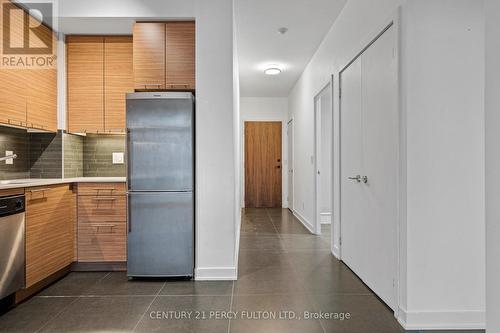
[235,208,403,332]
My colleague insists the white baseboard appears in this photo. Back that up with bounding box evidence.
[292,210,315,234]
[397,307,485,330]
[332,244,340,259]
[320,212,332,224]
[195,267,237,281]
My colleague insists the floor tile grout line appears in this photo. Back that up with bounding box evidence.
[36,293,243,298]
[267,208,328,333]
[131,281,166,332]
[34,295,80,333]
[227,281,235,333]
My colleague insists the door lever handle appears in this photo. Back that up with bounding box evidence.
[348,175,361,182]
[362,176,368,184]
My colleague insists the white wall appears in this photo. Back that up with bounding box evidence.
[232,0,242,276]
[240,97,288,208]
[401,1,485,329]
[288,0,404,261]
[288,0,485,329]
[485,0,500,331]
[57,0,239,281]
[59,0,195,18]
[194,0,238,280]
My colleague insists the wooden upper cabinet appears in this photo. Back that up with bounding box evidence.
[0,70,28,127]
[0,4,57,132]
[67,36,105,133]
[0,2,27,127]
[27,68,57,131]
[166,22,195,90]
[27,21,57,132]
[133,23,165,90]
[104,36,133,132]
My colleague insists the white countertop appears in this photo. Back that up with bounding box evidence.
[0,177,126,190]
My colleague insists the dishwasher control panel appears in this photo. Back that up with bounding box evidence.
[0,195,25,218]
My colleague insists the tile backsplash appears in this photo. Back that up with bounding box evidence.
[83,134,126,177]
[0,127,30,180]
[0,127,126,180]
[63,133,84,178]
[29,132,63,179]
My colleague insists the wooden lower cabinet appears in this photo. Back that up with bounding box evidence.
[77,183,127,262]
[77,223,127,262]
[25,184,76,288]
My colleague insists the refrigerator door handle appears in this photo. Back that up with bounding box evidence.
[127,193,131,233]
[126,128,131,191]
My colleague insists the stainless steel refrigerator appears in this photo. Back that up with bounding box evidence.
[126,92,194,278]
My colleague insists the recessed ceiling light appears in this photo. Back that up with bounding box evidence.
[278,27,288,35]
[264,66,282,75]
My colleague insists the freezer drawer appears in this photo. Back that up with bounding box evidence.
[127,192,194,277]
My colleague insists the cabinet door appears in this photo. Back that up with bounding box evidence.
[166,22,195,90]
[67,36,104,133]
[26,19,57,132]
[104,36,133,132]
[26,185,75,287]
[0,2,27,126]
[133,23,165,90]
[0,70,27,126]
[26,24,57,132]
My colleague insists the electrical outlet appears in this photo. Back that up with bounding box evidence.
[5,151,14,165]
[112,152,124,165]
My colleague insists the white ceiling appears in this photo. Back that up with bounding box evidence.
[235,0,347,97]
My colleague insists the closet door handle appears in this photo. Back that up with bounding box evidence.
[348,175,361,182]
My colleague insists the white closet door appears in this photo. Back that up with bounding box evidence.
[340,56,365,276]
[340,24,398,310]
[360,25,398,309]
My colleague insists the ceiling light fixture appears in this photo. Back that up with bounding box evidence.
[278,27,288,35]
[264,65,282,76]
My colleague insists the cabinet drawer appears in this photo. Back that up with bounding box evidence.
[78,196,126,222]
[77,183,126,196]
[78,223,126,262]
[26,185,72,211]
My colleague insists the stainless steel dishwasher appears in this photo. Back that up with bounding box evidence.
[0,194,25,301]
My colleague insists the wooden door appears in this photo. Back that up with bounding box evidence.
[26,18,57,132]
[67,36,104,133]
[245,122,282,208]
[133,23,165,90]
[165,22,195,90]
[104,36,133,132]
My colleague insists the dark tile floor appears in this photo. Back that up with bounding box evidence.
[0,208,484,333]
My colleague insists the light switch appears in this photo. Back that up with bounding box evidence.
[5,151,14,165]
[112,152,124,165]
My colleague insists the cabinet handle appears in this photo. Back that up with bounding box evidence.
[94,188,116,192]
[167,84,190,88]
[28,188,51,193]
[94,223,117,233]
[28,188,51,199]
[92,197,117,201]
[144,84,162,89]
[8,118,27,127]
